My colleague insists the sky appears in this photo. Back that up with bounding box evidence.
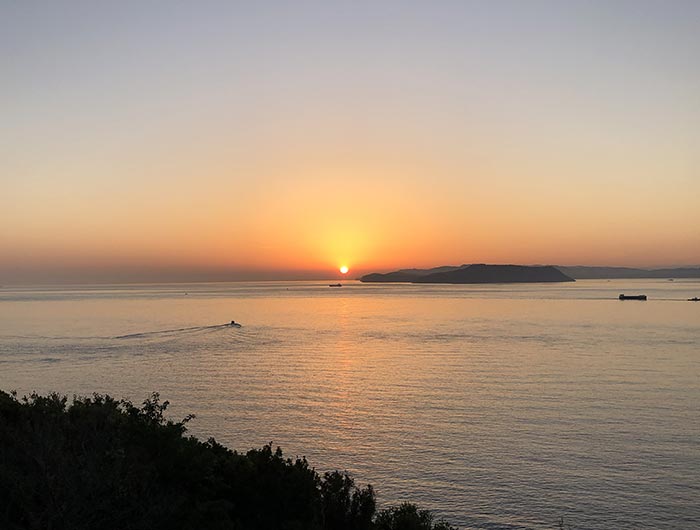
[2,1,699,283]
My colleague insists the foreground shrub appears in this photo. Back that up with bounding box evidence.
[375,503,455,530]
[0,390,456,530]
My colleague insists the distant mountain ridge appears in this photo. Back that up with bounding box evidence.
[360,264,700,283]
[360,266,461,283]
[361,264,574,284]
[557,266,700,279]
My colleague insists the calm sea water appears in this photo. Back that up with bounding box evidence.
[1,279,698,529]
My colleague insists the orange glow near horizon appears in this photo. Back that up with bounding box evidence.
[2,3,700,284]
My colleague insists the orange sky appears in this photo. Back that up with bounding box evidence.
[2,3,699,283]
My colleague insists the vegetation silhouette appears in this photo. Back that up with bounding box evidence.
[0,390,456,530]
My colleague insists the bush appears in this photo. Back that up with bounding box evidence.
[0,390,456,530]
[375,503,456,530]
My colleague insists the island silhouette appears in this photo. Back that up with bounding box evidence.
[360,264,575,284]
[360,264,700,283]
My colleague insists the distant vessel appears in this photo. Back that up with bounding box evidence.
[329,283,342,287]
[229,321,242,328]
[619,294,647,301]
[689,297,700,302]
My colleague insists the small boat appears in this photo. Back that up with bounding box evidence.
[688,297,700,302]
[229,320,242,328]
[329,283,342,287]
[619,294,647,301]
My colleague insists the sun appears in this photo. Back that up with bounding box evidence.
[339,265,349,274]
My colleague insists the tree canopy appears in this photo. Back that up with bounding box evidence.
[0,390,456,530]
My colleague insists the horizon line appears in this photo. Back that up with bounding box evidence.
[2,262,700,287]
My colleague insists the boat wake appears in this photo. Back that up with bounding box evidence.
[114,323,238,340]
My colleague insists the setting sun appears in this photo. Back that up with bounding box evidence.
[2,4,699,529]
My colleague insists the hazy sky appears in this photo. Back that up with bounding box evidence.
[2,1,699,282]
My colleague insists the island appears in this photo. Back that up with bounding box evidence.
[361,264,575,284]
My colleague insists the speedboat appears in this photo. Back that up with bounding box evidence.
[229,321,242,328]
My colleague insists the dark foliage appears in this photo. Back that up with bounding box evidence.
[0,390,456,530]
[374,503,455,530]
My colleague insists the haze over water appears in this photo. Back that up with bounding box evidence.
[1,280,698,529]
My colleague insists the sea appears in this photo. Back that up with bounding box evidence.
[0,279,698,529]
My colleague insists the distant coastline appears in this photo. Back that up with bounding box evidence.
[360,264,700,284]
[556,266,700,279]
[360,264,574,284]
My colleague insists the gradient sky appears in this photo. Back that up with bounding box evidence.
[2,1,699,282]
